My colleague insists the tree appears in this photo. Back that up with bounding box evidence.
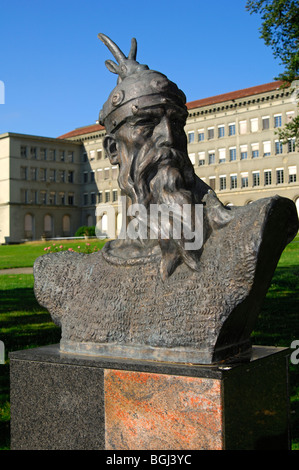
[246,0,299,81]
[246,0,299,146]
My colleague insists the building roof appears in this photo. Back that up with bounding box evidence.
[57,81,287,139]
[187,80,286,110]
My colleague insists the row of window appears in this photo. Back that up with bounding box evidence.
[21,188,120,206]
[83,166,118,183]
[24,213,71,235]
[187,112,295,143]
[206,166,297,191]
[189,138,296,166]
[84,189,119,206]
[21,189,75,206]
[20,166,75,183]
[20,145,75,162]
[84,149,106,162]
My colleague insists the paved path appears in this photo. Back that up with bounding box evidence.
[0,267,33,275]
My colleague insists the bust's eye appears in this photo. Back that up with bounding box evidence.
[134,118,156,128]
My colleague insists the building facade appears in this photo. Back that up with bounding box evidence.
[0,80,298,244]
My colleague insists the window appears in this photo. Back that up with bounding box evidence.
[241,172,248,188]
[198,152,205,165]
[49,192,56,205]
[198,129,204,141]
[68,193,74,205]
[252,171,260,187]
[219,148,226,164]
[289,166,297,183]
[188,131,194,143]
[264,170,272,186]
[60,170,65,183]
[218,125,225,138]
[262,116,270,130]
[97,149,102,160]
[286,111,294,123]
[83,193,88,205]
[48,149,55,161]
[189,153,196,165]
[208,151,215,165]
[239,121,247,135]
[90,150,95,161]
[230,174,237,189]
[112,189,118,202]
[105,190,110,203]
[208,127,214,140]
[21,146,27,158]
[263,141,271,157]
[209,177,216,190]
[83,152,88,162]
[98,191,103,203]
[49,169,56,182]
[228,123,235,136]
[40,148,47,160]
[30,147,37,159]
[288,138,296,153]
[59,150,65,161]
[229,147,236,161]
[274,114,282,128]
[68,171,74,183]
[90,171,95,182]
[83,171,88,183]
[90,192,96,205]
[275,140,283,154]
[250,118,258,133]
[59,192,65,205]
[20,166,28,180]
[276,168,284,184]
[40,190,47,205]
[240,145,248,160]
[67,151,74,163]
[40,168,47,182]
[104,167,110,180]
[219,175,226,191]
[251,143,259,159]
[31,190,38,204]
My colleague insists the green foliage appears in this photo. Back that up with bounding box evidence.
[246,0,299,81]
[74,225,95,237]
[246,0,299,148]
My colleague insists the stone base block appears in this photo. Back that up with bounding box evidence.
[9,345,290,450]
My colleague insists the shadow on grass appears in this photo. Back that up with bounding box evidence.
[0,285,61,450]
[251,265,299,450]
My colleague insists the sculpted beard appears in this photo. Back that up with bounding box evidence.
[118,141,203,277]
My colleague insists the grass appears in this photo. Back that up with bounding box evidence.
[0,238,107,269]
[0,235,298,449]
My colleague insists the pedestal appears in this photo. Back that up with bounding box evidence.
[9,345,290,450]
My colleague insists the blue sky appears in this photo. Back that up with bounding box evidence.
[0,0,284,138]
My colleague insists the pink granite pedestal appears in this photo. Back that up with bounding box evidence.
[10,344,290,450]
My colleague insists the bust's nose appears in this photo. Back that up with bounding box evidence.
[154,116,174,148]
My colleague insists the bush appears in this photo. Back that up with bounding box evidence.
[74,226,95,237]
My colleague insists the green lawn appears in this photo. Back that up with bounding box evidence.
[0,236,298,449]
[0,239,107,269]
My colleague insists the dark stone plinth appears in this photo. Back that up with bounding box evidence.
[9,345,290,450]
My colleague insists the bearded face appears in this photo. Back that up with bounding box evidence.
[104,104,205,278]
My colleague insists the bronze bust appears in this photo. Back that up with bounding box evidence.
[33,34,298,364]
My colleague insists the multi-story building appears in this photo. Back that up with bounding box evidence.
[0,80,298,244]
[0,133,82,243]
